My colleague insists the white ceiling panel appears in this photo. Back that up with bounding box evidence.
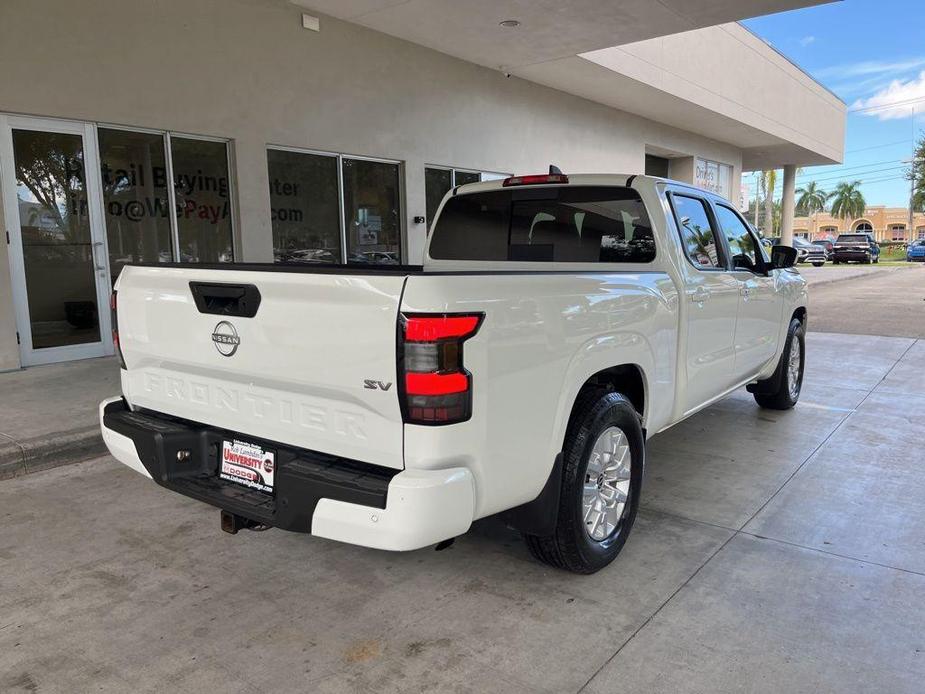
[298,0,834,69]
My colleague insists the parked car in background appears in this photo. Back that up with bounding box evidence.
[833,233,880,264]
[907,239,925,262]
[814,239,835,260]
[772,237,826,266]
[100,172,807,574]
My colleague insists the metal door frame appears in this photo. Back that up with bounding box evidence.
[0,114,114,366]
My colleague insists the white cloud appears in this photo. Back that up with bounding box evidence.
[852,70,925,120]
[799,35,815,47]
[814,57,925,80]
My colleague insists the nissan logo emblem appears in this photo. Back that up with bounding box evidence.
[211,321,240,357]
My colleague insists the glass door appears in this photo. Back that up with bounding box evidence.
[0,116,113,366]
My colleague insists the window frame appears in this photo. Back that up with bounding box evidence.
[268,144,405,264]
[99,123,237,263]
[666,190,728,272]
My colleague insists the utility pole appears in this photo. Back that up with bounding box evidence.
[902,156,924,244]
[906,107,920,244]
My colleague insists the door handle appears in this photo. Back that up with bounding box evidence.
[690,286,711,304]
[92,241,106,271]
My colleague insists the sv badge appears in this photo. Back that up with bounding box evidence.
[363,379,393,391]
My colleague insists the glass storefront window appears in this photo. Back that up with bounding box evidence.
[170,137,233,263]
[694,158,733,199]
[453,170,480,186]
[425,167,452,232]
[267,149,341,263]
[343,158,402,265]
[98,128,173,278]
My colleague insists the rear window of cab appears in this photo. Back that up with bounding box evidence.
[429,186,655,263]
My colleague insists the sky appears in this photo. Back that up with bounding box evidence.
[742,0,925,207]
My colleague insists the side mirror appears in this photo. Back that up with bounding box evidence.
[770,245,797,269]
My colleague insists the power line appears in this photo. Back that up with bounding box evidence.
[795,158,905,180]
[846,138,913,154]
[848,95,925,113]
[786,165,908,187]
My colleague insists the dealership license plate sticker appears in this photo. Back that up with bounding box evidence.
[220,439,275,493]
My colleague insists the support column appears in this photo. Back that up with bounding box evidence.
[780,164,797,246]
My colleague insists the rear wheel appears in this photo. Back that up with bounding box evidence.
[812,262,824,267]
[523,392,644,574]
[752,317,805,410]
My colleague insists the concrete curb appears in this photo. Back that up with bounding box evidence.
[804,265,914,289]
[0,426,106,481]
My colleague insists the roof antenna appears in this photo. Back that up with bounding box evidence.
[549,164,563,175]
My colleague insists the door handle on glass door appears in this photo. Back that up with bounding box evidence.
[92,241,106,271]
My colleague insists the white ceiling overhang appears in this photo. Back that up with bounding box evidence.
[297,0,845,167]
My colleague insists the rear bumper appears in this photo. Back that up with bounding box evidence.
[99,397,474,551]
[833,250,872,260]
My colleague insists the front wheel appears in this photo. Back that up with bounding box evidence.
[523,392,644,574]
[751,317,805,410]
[812,262,824,267]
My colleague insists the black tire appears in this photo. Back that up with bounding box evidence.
[833,259,840,265]
[812,262,824,267]
[523,392,644,574]
[753,317,805,410]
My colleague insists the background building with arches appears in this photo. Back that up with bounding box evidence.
[794,207,925,242]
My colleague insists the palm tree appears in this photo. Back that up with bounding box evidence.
[829,181,866,227]
[795,181,828,217]
[795,181,829,238]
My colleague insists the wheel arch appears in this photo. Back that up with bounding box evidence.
[502,364,647,537]
[568,364,646,428]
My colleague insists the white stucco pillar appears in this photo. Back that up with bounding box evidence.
[780,164,797,246]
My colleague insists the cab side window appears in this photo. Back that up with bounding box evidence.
[715,204,766,273]
[670,194,723,269]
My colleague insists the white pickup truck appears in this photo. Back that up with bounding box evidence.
[100,172,807,574]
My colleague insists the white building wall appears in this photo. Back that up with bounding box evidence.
[0,0,744,369]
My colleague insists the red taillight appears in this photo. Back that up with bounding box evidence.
[502,173,569,187]
[400,313,483,425]
[405,372,469,396]
[404,315,481,342]
[111,291,126,370]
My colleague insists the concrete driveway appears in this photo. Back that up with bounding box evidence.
[800,264,925,338]
[1,332,923,693]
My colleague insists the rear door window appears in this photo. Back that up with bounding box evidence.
[428,186,655,263]
[669,194,723,269]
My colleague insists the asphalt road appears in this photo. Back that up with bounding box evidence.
[807,264,925,338]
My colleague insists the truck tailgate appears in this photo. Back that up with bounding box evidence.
[115,265,408,469]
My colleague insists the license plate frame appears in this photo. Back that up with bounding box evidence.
[219,438,276,494]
